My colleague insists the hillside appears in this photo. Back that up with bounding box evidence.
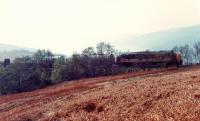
[118,25,200,51]
[1,67,200,120]
[0,44,35,61]
[0,44,36,52]
[0,50,34,61]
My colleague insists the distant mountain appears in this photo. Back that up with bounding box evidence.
[0,44,36,61]
[0,44,36,52]
[121,25,200,51]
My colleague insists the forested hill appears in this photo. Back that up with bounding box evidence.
[0,50,34,61]
[119,25,200,51]
[0,44,35,61]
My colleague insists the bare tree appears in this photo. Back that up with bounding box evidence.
[172,44,194,65]
[82,47,95,56]
[46,50,54,59]
[172,46,179,53]
[193,41,200,63]
[173,44,193,65]
[51,56,66,83]
[96,42,115,55]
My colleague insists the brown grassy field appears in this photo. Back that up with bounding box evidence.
[1,66,200,121]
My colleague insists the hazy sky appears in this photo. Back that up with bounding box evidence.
[1,0,200,53]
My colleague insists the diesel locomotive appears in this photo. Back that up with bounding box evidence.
[116,51,182,67]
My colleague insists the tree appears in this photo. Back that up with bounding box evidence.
[105,43,115,55]
[172,46,179,53]
[173,44,194,65]
[46,50,54,59]
[12,58,44,91]
[82,47,95,56]
[96,42,115,55]
[33,49,54,60]
[71,54,85,79]
[34,50,45,60]
[193,41,200,63]
[96,42,106,55]
[0,68,18,94]
[51,56,66,83]
[181,45,194,65]
[0,43,124,95]
[41,69,52,85]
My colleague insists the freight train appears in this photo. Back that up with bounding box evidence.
[1,51,182,69]
[116,51,182,67]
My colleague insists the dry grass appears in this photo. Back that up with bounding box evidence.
[1,67,200,121]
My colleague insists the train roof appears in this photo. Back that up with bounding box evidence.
[120,51,174,56]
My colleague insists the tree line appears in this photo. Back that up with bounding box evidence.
[1,41,200,95]
[172,41,200,65]
[0,42,124,95]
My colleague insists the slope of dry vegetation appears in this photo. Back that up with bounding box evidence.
[1,67,200,121]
